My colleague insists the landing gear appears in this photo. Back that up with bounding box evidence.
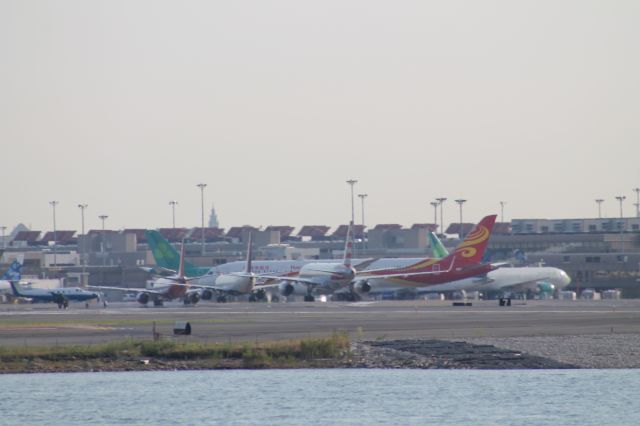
[345,292,359,302]
[271,295,280,303]
[303,295,315,302]
[153,299,164,307]
[216,295,227,303]
[248,294,257,302]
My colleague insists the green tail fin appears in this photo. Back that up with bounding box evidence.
[428,231,449,259]
[145,230,202,276]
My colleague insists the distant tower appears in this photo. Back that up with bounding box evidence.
[208,204,219,228]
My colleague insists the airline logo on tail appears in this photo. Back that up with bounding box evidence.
[451,215,496,264]
[2,257,23,281]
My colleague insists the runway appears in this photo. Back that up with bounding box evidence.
[1,299,640,347]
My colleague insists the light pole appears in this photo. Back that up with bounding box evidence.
[430,201,438,231]
[436,197,447,237]
[49,201,59,267]
[455,199,467,239]
[197,183,207,255]
[358,193,367,251]
[78,204,87,277]
[0,226,6,249]
[499,201,506,223]
[634,188,640,218]
[615,196,626,253]
[595,199,604,219]
[98,215,108,266]
[346,179,358,224]
[169,200,178,228]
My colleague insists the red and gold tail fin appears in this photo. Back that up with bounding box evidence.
[450,214,497,264]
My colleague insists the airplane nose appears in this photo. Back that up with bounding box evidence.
[559,270,571,288]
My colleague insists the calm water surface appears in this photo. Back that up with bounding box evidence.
[1,369,638,425]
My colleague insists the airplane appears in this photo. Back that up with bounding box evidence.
[257,216,498,302]
[366,230,571,296]
[9,281,100,309]
[90,241,202,307]
[177,233,281,302]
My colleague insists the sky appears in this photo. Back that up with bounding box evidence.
[1,1,639,233]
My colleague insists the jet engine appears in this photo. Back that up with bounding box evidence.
[185,291,201,305]
[200,289,214,300]
[536,282,556,294]
[279,282,294,296]
[352,280,371,294]
[137,292,150,305]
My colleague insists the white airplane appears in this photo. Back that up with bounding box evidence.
[256,220,485,302]
[90,242,202,306]
[367,232,571,296]
[185,233,273,302]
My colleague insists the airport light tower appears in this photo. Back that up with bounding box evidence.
[99,214,108,266]
[436,197,447,237]
[499,201,506,223]
[455,199,467,239]
[346,179,358,224]
[595,199,604,219]
[197,183,207,255]
[358,193,368,250]
[634,188,640,218]
[49,201,59,267]
[169,200,178,228]
[78,204,88,275]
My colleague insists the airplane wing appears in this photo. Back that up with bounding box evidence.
[358,258,456,280]
[253,274,321,287]
[87,285,165,296]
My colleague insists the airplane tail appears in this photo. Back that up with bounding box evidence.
[428,232,449,259]
[2,255,24,282]
[8,281,23,297]
[145,230,200,275]
[177,240,186,279]
[343,221,354,268]
[446,214,497,265]
[243,233,253,274]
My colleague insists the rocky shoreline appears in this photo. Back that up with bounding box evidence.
[4,334,639,374]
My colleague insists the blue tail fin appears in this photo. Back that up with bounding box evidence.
[2,256,23,281]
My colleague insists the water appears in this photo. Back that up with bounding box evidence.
[1,369,639,425]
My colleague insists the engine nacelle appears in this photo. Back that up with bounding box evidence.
[352,280,371,294]
[137,292,150,305]
[279,282,294,296]
[536,282,556,293]
[201,289,214,300]
[186,291,201,304]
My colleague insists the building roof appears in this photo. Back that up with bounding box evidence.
[372,224,403,231]
[158,228,190,242]
[411,223,438,231]
[40,230,76,244]
[13,231,41,243]
[445,223,476,234]
[265,226,295,238]
[297,226,330,238]
[191,227,226,241]
[122,229,148,243]
[87,229,117,236]
[331,224,366,238]
[226,226,259,239]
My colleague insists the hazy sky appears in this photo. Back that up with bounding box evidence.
[1,1,639,233]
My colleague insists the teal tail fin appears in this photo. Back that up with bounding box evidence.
[428,232,449,259]
[145,231,201,276]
